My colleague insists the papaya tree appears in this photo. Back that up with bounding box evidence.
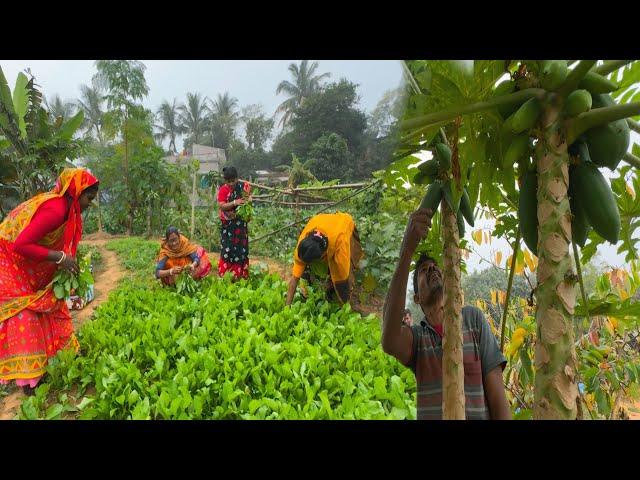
[395,60,640,420]
[0,65,85,209]
[390,61,506,418]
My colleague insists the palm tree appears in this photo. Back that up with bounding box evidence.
[155,98,183,154]
[209,92,239,149]
[76,84,105,144]
[178,92,209,149]
[46,94,76,122]
[275,60,331,130]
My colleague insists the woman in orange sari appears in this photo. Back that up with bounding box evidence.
[155,227,212,286]
[0,168,99,394]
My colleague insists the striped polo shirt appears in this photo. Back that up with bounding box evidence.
[406,306,506,420]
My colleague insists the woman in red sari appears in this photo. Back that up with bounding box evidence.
[0,168,99,394]
[217,166,251,280]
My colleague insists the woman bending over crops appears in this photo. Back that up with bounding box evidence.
[155,227,212,286]
[216,166,252,281]
[285,212,364,306]
[0,168,99,394]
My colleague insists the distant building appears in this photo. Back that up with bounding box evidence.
[254,170,289,185]
[163,144,226,174]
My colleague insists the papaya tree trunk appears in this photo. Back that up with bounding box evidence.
[533,99,578,420]
[441,199,465,419]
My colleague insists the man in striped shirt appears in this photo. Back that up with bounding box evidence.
[381,208,511,420]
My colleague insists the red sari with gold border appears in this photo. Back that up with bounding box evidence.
[0,168,98,387]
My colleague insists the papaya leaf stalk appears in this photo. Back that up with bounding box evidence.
[567,103,640,144]
[400,89,546,132]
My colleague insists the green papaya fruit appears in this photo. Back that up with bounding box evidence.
[565,89,592,117]
[419,181,443,215]
[570,163,620,244]
[584,94,630,170]
[456,210,465,238]
[518,171,538,255]
[435,143,452,172]
[418,158,440,176]
[412,171,430,185]
[504,134,531,168]
[507,97,542,133]
[578,71,618,95]
[459,188,474,227]
[568,168,592,247]
[493,80,522,119]
[568,140,592,164]
[540,60,568,90]
[441,180,460,213]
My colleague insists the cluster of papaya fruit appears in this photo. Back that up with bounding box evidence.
[413,141,474,237]
[497,60,628,255]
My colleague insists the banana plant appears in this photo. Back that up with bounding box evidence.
[0,65,85,205]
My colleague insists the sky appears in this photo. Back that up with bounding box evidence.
[0,60,405,151]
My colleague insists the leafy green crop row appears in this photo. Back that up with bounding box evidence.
[21,262,416,419]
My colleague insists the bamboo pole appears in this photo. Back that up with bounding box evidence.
[250,180,381,244]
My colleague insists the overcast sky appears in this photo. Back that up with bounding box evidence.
[0,60,404,151]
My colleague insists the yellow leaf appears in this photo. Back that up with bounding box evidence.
[507,336,524,357]
[513,327,527,339]
[498,290,506,305]
[523,249,535,272]
[483,232,489,244]
[618,287,629,300]
[626,182,636,199]
[495,251,503,266]
[609,317,618,330]
[472,230,483,245]
[506,254,513,269]
[491,290,497,305]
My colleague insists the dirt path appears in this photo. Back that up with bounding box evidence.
[252,255,291,281]
[71,238,126,328]
[0,237,125,420]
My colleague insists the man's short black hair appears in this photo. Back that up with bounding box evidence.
[413,254,438,295]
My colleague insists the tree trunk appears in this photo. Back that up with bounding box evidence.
[190,167,197,238]
[533,99,578,420]
[97,193,103,234]
[146,202,152,239]
[441,199,465,419]
[124,114,132,236]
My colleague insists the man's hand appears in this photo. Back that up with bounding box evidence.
[401,208,433,257]
[170,266,183,276]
